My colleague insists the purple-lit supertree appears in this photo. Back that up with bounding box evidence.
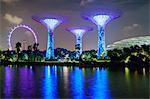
[32,15,65,59]
[82,10,121,58]
[66,27,93,58]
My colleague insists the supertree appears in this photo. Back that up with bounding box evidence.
[66,27,93,58]
[82,9,121,59]
[32,15,66,59]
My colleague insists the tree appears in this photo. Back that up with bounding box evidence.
[33,43,39,51]
[33,43,39,61]
[80,50,97,61]
[27,45,33,61]
[16,42,22,61]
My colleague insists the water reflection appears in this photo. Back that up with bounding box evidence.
[71,67,84,99]
[43,66,58,99]
[143,68,146,76]
[63,67,69,90]
[18,67,34,97]
[1,65,149,98]
[92,68,111,99]
[4,67,13,97]
[125,67,130,82]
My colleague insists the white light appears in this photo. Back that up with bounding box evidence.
[72,29,86,36]
[93,15,110,26]
[43,19,59,30]
[107,36,150,50]
[8,25,38,50]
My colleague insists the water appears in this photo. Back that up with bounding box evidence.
[0,66,149,98]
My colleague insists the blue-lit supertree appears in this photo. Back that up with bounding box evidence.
[66,27,92,58]
[82,10,121,59]
[32,15,65,59]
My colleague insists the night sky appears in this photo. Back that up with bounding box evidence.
[0,0,149,51]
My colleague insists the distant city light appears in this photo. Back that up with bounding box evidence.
[43,19,59,30]
[93,15,110,26]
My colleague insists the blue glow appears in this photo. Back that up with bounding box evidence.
[43,19,59,30]
[42,19,62,59]
[43,66,58,99]
[93,15,110,26]
[71,29,86,58]
[97,26,105,58]
[91,15,110,58]
[91,68,111,98]
[71,67,84,99]
[46,29,55,59]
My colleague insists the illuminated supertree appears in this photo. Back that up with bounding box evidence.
[66,27,93,58]
[32,15,65,59]
[82,10,121,58]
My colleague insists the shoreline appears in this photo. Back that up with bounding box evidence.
[1,61,111,66]
[0,61,149,69]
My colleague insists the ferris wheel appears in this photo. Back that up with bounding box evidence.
[8,24,38,50]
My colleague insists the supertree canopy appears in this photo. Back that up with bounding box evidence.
[93,15,110,26]
[82,9,121,58]
[32,14,66,59]
[66,27,93,58]
[42,19,60,30]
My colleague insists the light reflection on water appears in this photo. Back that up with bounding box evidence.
[18,67,34,97]
[92,68,111,99]
[43,66,58,99]
[4,67,13,97]
[71,67,84,99]
[143,68,146,76]
[63,66,69,91]
[1,66,149,98]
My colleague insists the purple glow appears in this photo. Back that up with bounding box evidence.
[4,67,13,97]
[93,15,110,26]
[42,19,60,30]
[66,27,92,37]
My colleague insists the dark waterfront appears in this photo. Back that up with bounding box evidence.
[0,65,149,98]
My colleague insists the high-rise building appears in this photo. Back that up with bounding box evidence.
[22,40,27,50]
